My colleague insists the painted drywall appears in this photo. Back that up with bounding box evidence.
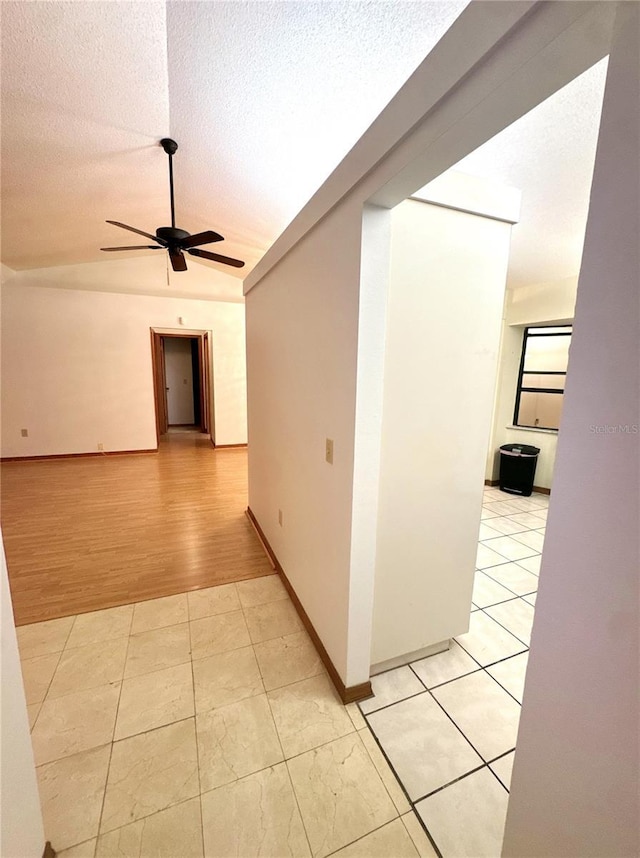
[371,198,513,668]
[0,281,247,456]
[503,3,640,854]
[164,337,195,425]
[246,192,363,683]
[508,275,577,326]
[3,254,245,304]
[485,278,579,490]
[245,4,614,688]
[0,533,45,858]
[0,264,16,285]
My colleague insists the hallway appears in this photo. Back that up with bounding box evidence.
[14,476,548,857]
[1,436,270,625]
[358,485,548,856]
[18,576,435,857]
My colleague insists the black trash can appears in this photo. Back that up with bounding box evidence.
[499,444,540,497]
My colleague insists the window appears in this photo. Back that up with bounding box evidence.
[514,326,572,430]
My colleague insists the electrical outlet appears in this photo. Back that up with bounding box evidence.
[325,438,334,465]
[20,428,28,437]
[278,509,283,527]
[97,442,104,452]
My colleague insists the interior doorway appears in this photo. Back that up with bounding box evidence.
[150,328,213,443]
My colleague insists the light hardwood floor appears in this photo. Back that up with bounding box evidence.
[1,434,272,625]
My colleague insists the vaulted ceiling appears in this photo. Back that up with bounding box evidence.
[1,2,608,298]
[0,0,467,277]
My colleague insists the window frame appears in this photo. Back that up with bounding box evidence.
[513,325,572,431]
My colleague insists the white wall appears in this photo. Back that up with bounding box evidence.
[371,197,512,668]
[0,534,45,858]
[503,3,639,854]
[246,193,364,683]
[164,337,195,425]
[245,4,614,689]
[0,280,247,456]
[485,277,579,490]
[508,275,577,327]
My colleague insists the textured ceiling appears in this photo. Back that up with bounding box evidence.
[449,56,608,291]
[0,0,467,283]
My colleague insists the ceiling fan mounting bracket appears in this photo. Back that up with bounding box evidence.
[160,138,178,155]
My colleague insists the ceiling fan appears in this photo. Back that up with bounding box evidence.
[101,138,244,272]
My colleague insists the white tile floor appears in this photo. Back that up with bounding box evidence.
[18,575,436,858]
[18,486,547,858]
[358,486,549,858]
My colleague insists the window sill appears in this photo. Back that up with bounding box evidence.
[507,425,558,435]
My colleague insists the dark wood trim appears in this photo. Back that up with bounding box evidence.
[43,842,56,858]
[201,332,211,436]
[150,329,166,441]
[244,510,276,570]
[245,507,372,705]
[216,443,248,449]
[150,328,213,441]
[1,449,158,463]
[485,478,551,496]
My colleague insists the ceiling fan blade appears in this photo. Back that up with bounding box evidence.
[169,247,188,272]
[101,245,162,251]
[106,220,165,245]
[187,247,245,269]
[179,230,224,249]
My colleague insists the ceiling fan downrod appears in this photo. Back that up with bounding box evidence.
[160,138,178,229]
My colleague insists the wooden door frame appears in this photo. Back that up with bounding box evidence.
[150,328,213,445]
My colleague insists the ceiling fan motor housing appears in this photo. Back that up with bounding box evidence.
[156,226,190,244]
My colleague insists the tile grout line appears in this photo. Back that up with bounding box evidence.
[186,596,207,858]
[480,663,525,708]
[361,720,444,858]
[75,608,134,852]
[481,566,538,597]
[282,760,315,858]
[30,648,66,730]
[478,605,532,649]
[323,815,422,858]
[358,501,542,851]
[25,615,79,731]
[349,715,444,858]
[356,726,408,820]
[238,590,316,858]
[360,660,524,844]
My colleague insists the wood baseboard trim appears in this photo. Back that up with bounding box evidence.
[485,478,550,496]
[43,841,56,858]
[244,510,276,570]
[245,507,372,704]
[215,443,248,449]
[1,449,158,463]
